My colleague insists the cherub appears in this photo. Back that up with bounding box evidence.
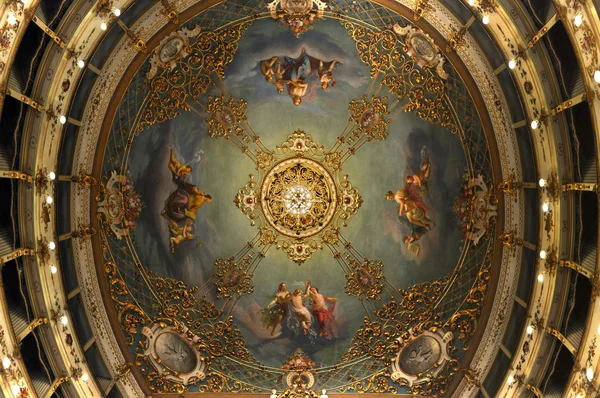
[406,151,431,188]
[166,218,194,253]
[318,60,337,92]
[168,149,192,179]
[260,56,287,94]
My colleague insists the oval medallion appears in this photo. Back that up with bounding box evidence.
[410,35,435,62]
[399,335,441,375]
[159,36,185,63]
[155,332,198,374]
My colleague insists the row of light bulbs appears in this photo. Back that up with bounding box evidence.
[505,11,600,96]
[466,0,490,24]
[43,171,58,277]
[520,174,597,394]
[99,8,121,31]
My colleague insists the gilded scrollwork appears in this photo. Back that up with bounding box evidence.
[344,22,458,135]
[138,24,249,133]
[232,130,362,264]
[267,0,327,37]
[206,95,249,139]
[97,171,144,240]
[234,175,261,225]
[347,95,391,142]
[344,259,384,301]
[213,257,255,299]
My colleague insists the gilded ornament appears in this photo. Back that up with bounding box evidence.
[138,24,248,132]
[212,257,254,299]
[233,130,362,264]
[345,259,384,300]
[146,26,201,79]
[267,0,326,37]
[390,328,453,386]
[142,323,207,385]
[347,95,391,142]
[394,24,448,79]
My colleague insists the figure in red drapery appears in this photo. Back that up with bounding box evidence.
[308,285,338,339]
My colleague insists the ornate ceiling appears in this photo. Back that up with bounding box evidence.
[0,0,598,397]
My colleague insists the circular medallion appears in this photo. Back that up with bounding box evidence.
[261,158,337,238]
[398,335,441,375]
[154,332,198,374]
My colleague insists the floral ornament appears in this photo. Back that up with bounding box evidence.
[281,348,320,371]
[122,175,145,233]
[452,173,497,246]
[97,171,145,239]
[267,0,327,38]
[451,173,473,241]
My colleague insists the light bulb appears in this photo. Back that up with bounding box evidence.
[82,373,89,382]
[482,15,490,25]
[574,14,583,27]
[527,325,534,334]
[48,241,56,250]
[530,120,539,129]
[507,375,514,384]
[77,59,85,68]
[576,394,583,398]
[113,8,121,16]
[100,21,107,31]
[2,357,11,369]
[542,203,549,212]
[587,368,594,381]
[595,70,600,83]
[45,196,53,204]
[48,171,56,180]
[539,178,546,187]
[59,115,66,124]
[468,0,475,5]
[539,250,547,259]
[50,265,57,274]
[8,13,17,25]
[60,315,68,325]
[597,324,600,334]
[11,385,20,395]
[537,273,544,283]
[508,59,516,69]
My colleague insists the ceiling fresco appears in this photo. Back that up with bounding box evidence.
[95,0,499,395]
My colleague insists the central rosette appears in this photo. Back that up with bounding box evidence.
[261,158,337,238]
[233,130,361,263]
